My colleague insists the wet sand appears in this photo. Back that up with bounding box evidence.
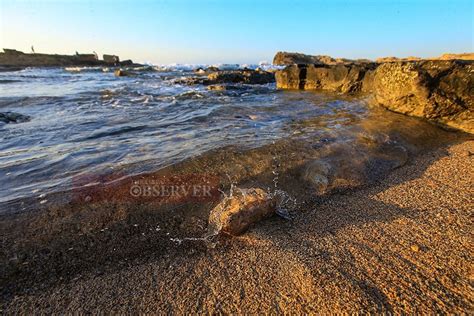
[1,140,473,313]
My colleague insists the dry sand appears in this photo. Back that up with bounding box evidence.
[2,140,473,313]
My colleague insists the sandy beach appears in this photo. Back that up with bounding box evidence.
[2,139,472,313]
[2,0,473,313]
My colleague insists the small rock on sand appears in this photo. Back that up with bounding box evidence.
[410,244,420,252]
[208,188,276,236]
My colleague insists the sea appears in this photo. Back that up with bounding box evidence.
[0,64,462,211]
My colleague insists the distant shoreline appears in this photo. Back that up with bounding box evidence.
[0,48,142,68]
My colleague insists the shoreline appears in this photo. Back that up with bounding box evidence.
[1,138,472,312]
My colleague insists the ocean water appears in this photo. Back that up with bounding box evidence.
[0,66,460,209]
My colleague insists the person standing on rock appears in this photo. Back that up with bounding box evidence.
[31,46,35,54]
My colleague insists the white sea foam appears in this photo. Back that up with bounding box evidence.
[151,63,284,72]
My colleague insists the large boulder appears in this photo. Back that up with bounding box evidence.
[208,188,276,236]
[372,60,474,133]
[275,54,473,133]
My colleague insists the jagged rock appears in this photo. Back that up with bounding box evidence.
[206,66,220,72]
[0,112,31,124]
[192,66,220,75]
[208,188,276,236]
[176,70,275,86]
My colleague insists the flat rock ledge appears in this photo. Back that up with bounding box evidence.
[275,59,474,134]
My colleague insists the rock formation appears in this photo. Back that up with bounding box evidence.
[275,63,377,93]
[0,49,140,67]
[275,51,474,66]
[372,61,473,133]
[175,69,275,86]
[275,54,474,133]
[273,51,372,65]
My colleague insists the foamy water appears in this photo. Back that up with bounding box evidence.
[0,66,461,208]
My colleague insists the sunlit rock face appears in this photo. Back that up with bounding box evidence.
[372,61,474,134]
[275,57,474,134]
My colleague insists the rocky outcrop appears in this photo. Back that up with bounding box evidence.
[372,61,473,133]
[376,56,422,63]
[176,69,275,86]
[275,51,474,66]
[0,112,31,124]
[438,53,474,61]
[376,53,474,63]
[0,49,140,67]
[208,188,275,236]
[273,51,369,66]
[275,56,473,133]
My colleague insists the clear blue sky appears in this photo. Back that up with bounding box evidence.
[1,0,472,64]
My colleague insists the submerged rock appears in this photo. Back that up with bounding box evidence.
[207,70,275,85]
[207,84,251,91]
[114,69,131,77]
[176,69,275,86]
[301,160,330,194]
[207,84,227,91]
[208,188,276,236]
[0,112,31,124]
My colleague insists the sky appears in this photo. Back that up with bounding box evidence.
[0,0,473,64]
